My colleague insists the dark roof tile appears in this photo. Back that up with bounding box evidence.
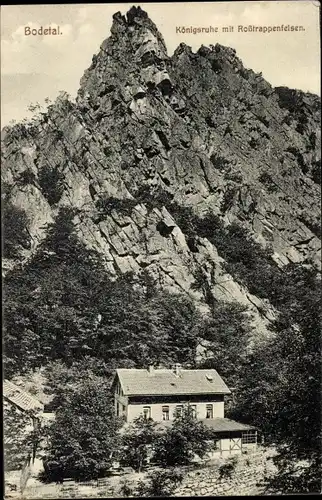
[116,368,231,396]
[3,380,44,413]
[157,417,257,432]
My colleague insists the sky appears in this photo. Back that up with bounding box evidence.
[1,1,321,126]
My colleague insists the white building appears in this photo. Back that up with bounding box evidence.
[112,365,257,456]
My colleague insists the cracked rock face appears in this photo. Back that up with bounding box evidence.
[1,6,321,340]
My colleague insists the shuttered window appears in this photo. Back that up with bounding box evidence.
[162,406,169,420]
[206,404,213,419]
[143,406,151,420]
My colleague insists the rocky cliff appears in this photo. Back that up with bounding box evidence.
[2,6,321,339]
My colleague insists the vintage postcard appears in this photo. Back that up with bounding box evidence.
[2,1,321,498]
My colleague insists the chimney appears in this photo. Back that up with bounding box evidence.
[173,363,182,377]
[148,365,155,375]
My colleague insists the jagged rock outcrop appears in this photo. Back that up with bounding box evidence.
[2,6,321,340]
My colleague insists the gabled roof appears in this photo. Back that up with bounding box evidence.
[156,417,256,432]
[3,380,44,413]
[115,368,231,396]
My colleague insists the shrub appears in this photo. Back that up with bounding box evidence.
[2,200,31,258]
[220,185,238,213]
[311,160,321,185]
[153,405,217,467]
[42,379,121,482]
[38,164,65,205]
[17,169,37,187]
[96,196,137,217]
[96,186,174,218]
[223,170,243,183]
[136,468,184,497]
[258,172,278,193]
[119,416,158,472]
[210,153,230,172]
[218,455,238,479]
[118,480,134,497]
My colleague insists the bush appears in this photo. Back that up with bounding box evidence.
[2,200,31,258]
[42,379,121,482]
[210,153,230,172]
[136,468,183,497]
[118,480,134,496]
[218,455,238,479]
[153,405,217,467]
[258,172,278,193]
[38,164,65,205]
[311,160,321,185]
[96,196,137,217]
[17,169,37,187]
[119,416,158,472]
[220,185,238,212]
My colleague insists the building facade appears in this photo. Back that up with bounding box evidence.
[112,365,257,457]
[3,380,45,493]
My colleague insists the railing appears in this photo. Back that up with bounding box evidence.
[23,480,118,499]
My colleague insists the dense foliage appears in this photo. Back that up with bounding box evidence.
[136,468,184,497]
[2,199,31,259]
[118,406,217,471]
[153,406,217,466]
[38,165,65,206]
[4,404,36,471]
[3,194,321,492]
[119,416,158,472]
[3,207,202,377]
[42,378,120,481]
[231,264,321,492]
[197,302,253,387]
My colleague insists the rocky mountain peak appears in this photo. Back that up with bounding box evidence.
[110,5,167,48]
[77,6,170,105]
[2,7,321,344]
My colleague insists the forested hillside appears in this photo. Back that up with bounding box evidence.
[2,6,321,493]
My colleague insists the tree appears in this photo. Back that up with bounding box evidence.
[231,264,321,493]
[197,302,253,387]
[136,468,183,497]
[119,416,158,472]
[42,358,119,411]
[38,165,65,206]
[2,199,31,259]
[3,207,116,376]
[153,405,217,466]
[4,403,35,471]
[42,378,121,481]
[3,206,203,377]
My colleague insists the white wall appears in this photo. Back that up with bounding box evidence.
[127,400,224,422]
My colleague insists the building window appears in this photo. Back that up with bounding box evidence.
[190,404,197,418]
[116,403,120,417]
[206,404,213,419]
[143,406,151,420]
[242,431,257,444]
[175,405,183,417]
[162,406,169,420]
[122,404,126,415]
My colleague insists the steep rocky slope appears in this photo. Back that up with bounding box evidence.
[2,6,321,339]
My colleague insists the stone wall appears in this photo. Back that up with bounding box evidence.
[22,448,277,498]
[174,448,277,497]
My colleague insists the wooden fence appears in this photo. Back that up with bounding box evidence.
[23,477,122,499]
